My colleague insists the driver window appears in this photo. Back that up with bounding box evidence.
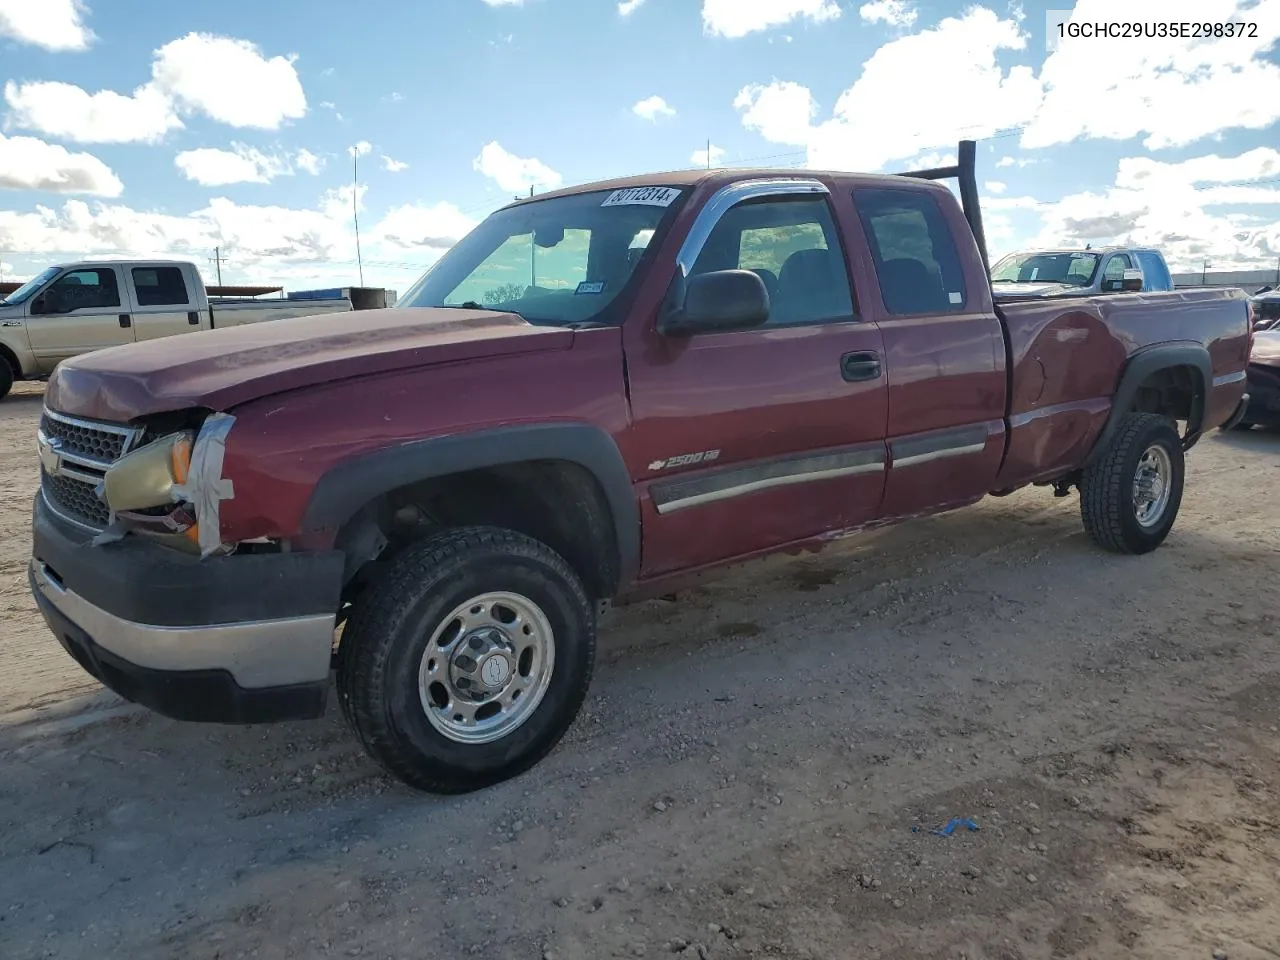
[447,229,590,306]
[47,268,121,312]
[1103,255,1131,284]
[690,196,856,327]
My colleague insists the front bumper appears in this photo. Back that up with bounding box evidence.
[29,494,346,724]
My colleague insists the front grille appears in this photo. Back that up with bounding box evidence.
[38,409,143,532]
[43,470,111,528]
[39,411,134,462]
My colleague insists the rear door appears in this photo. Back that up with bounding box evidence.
[849,184,1007,520]
[623,179,889,578]
[25,265,135,372]
[130,265,204,341]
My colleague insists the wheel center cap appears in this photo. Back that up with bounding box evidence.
[479,654,511,688]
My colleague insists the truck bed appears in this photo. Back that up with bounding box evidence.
[994,286,1252,491]
[208,296,353,327]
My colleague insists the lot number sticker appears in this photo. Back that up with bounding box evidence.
[601,186,682,208]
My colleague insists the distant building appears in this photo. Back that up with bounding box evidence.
[1171,267,1280,291]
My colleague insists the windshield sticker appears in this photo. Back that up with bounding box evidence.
[575,281,606,296]
[949,292,963,304]
[601,186,682,208]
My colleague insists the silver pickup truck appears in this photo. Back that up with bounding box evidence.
[989,246,1175,299]
[0,259,354,400]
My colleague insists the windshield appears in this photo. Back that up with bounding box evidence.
[0,266,59,305]
[990,252,1101,287]
[396,187,686,326]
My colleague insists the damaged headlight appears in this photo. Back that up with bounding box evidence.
[98,412,236,557]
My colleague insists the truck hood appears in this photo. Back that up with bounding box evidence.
[46,307,575,422]
[1252,330,1280,368]
[991,281,1084,298]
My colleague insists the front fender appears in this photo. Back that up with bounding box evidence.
[298,422,640,588]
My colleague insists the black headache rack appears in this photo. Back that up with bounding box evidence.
[895,139,990,277]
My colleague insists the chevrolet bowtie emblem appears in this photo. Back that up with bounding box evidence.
[37,432,63,477]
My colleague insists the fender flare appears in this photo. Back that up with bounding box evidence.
[1083,341,1212,468]
[299,422,640,590]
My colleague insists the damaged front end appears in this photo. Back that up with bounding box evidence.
[93,412,237,558]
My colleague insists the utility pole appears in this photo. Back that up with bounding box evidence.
[209,246,228,286]
[353,146,365,286]
[707,138,711,170]
[1202,259,1210,284]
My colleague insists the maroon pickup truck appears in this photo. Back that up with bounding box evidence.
[30,142,1253,794]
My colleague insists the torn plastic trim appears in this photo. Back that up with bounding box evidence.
[170,412,237,558]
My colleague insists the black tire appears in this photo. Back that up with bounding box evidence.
[0,357,13,401]
[336,525,596,794]
[1080,413,1185,555]
[1228,421,1254,432]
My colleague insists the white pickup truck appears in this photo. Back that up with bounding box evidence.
[0,259,353,399]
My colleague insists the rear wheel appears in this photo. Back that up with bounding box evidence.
[1080,413,1185,555]
[336,526,596,794]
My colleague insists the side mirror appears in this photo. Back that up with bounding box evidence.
[1121,268,1144,292]
[659,269,770,336]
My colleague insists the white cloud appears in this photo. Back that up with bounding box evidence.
[901,151,956,169]
[174,145,292,186]
[702,0,840,38]
[1012,147,1280,272]
[4,79,181,144]
[381,155,409,172]
[691,143,726,167]
[859,0,918,27]
[0,132,122,196]
[373,202,477,251]
[1022,0,1280,152]
[295,148,324,175]
[0,189,469,291]
[151,33,307,130]
[473,141,562,193]
[735,8,1041,171]
[480,0,524,5]
[996,155,1035,168]
[0,0,94,52]
[349,141,372,158]
[984,180,1007,194]
[633,95,675,121]
[618,0,646,14]
[734,79,817,146]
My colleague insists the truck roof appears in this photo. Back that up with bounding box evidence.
[996,246,1165,258]
[512,166,957,207]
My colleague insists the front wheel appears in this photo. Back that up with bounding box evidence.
[0,358,13,401]
[1079,413,1185,555]
[336,526,596,794]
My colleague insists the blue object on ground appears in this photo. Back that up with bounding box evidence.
[916,817,980,837]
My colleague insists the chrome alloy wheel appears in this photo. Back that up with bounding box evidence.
[1132,443,1173,529]
[417,591,556,744]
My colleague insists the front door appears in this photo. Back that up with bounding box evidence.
[25,266,135,373]
[624,181,889,579]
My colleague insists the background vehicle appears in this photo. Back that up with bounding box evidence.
[28,142,1252,796]
[989,245,1175,299]
[0,259,357,399]
[1229,326,1280,430]
[1251,292,1280,331]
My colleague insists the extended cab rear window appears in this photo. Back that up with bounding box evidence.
[853,188,968,316]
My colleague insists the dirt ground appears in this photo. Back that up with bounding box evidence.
[2,379,1279,960]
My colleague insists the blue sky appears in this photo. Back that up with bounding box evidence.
[1,0,1278,292]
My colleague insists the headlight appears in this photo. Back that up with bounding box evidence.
[99,412,236,557]
[101,431,194,512]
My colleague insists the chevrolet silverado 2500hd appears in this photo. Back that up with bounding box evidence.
[0,259,353,399]
[29,142,1253,794]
